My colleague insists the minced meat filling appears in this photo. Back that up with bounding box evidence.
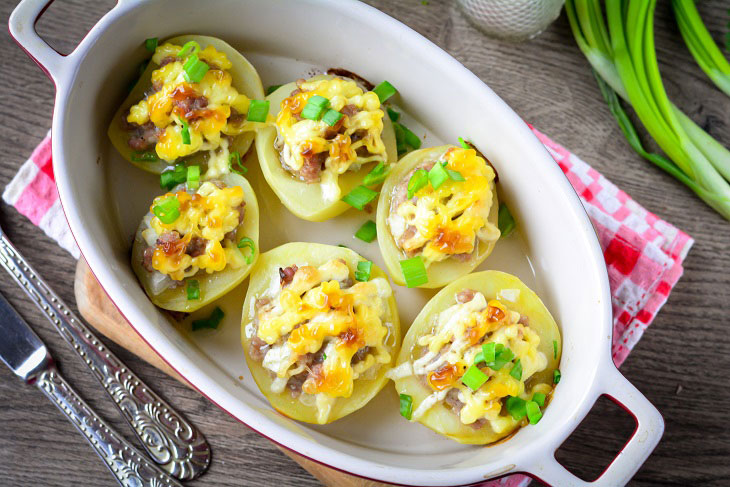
[140,193,245,278]
[251,302,373,399]
[250,264,375,398]
[389,161,476,261]
[413,288,530,429]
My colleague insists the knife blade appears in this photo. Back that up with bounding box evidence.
[0,288,182,487]
[0,290,51,382]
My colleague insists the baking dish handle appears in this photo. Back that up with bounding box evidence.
[8,0,68,80]
[527,366,664,486]
[8,0,127,81]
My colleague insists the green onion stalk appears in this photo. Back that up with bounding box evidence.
[566,0,730,220]
[672,0,730,98]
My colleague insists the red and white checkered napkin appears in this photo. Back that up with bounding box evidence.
[2,128,692,487]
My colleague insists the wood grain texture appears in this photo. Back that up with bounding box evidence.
[0,0,729,486]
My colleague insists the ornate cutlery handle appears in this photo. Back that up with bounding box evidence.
[37,367,183,487]
[0,233,211,480]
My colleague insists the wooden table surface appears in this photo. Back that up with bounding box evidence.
[1,1,728,485]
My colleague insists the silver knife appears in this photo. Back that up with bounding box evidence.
[0,229,210,480]
[0,290,183,487]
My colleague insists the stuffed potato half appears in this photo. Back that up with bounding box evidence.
[109,35,265,174]
[390,271,561,444]
[241,243,401,424]
[131,172,259,312]
[376,145,500,289]
[255,75,398,221]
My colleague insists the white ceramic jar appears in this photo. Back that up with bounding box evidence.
[457,0,566,41]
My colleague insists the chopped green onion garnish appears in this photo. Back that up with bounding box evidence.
[322,109,343,127]
[322,353,327,360]
[553,340,558,360]
[308,95,330,108]
[355,260,372,282]
[487,346,514,371]
[341,185,378,210]
[266,84,282,96]
[553,369,561,384]
[192,306,224,331]
[407,169,428,199]
[498,203,515,238]
[387,107,400,122]
[526,400,542,424]
[400,256,428,288]
[509,359,522,380]
[428,160,449,189]
[301,103,326,121]
[363,162,389,187]
[354,220,377,243]
[458,137,470,149]
[160,165,186,190]
[186,280,200,301]
[247,99,270,123]
[505,396,527,420]
[399,393,413,420]
[401,124,421,149]
[483,342,496,363]
[229,151,247,175]
[179,117,191,145]
[532,392,546,408]
[131,151,158,162]
[474,342,497,364]
[153,196,180,224]
[447,170,465,181]
[301,95,330,121]
[144,37,158,52]
[237,237,256,265]
[461,364,488,391]
[393,122,407,155]
[373,80,397,103]
[187,165,200,189]
[177,40,200,57]
[182,54,209,83]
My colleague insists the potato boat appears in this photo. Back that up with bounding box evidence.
[390,271,561,444]
[131,172,259,312]
[376,145,500,288]
[109,35,265,174]
[255,75,398,221]
[241,242,401,424]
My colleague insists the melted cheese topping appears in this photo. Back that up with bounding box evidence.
[390,290,548,431]
[387,147,500,265]
[127,42,262,167]
[255,259,393,423]
[142,182,246,280]
[275,77,387,200]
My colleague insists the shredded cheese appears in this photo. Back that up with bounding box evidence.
[274,77,388,200]
[255,259,393,424]
[144,181,245,280]
[126,42,264,165]
[396,289,548,429]
[388,147,500,265]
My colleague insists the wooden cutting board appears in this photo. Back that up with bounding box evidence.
[74,258,394,487]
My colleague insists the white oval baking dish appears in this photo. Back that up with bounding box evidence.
[9,0,664,485]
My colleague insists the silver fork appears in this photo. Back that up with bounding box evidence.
[0,227,211,481]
